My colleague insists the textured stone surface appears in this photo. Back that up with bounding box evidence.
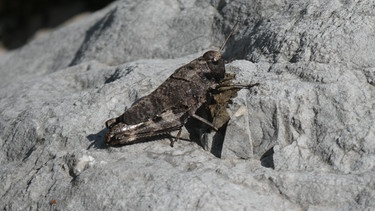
[1,0,375,210]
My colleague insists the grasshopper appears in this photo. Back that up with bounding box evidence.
[105,24,258,146]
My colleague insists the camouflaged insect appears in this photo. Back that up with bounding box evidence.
[105,50,226,146]
[105,50,259,146]
[105,23,258,146]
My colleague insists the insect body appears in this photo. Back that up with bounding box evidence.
[105,51,225,146]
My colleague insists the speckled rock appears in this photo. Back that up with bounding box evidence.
[1,0,375,210]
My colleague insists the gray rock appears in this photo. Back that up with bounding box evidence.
[1,0,375,210]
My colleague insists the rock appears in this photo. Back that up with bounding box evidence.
[1,0,375,210]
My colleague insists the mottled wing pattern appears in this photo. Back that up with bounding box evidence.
[118,57,215,125]
[106,110,189,145]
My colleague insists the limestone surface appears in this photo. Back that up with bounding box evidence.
[1,0,374,210]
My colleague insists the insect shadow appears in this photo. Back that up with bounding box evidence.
[184,106,227,158]
[86,128,108,149]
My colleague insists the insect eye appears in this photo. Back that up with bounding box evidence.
[212,60,219,65]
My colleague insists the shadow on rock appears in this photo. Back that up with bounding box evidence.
[86,128,108,149]
[185,110,226,158]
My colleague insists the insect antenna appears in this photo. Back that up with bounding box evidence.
[219,20,240,52]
